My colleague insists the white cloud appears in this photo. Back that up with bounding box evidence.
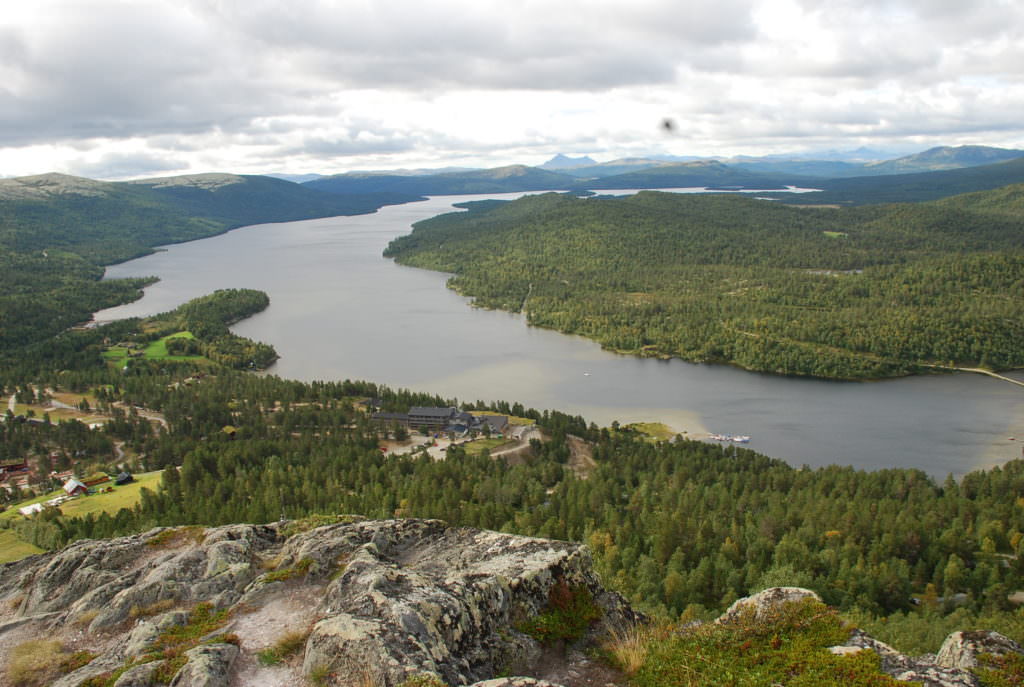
[0,0,1023,178]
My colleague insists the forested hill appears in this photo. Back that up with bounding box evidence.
[305,162,803,196]
[777,156,1024,206]
[0,172,422,264]
[305,164,578,195]
[385,187,1024,379]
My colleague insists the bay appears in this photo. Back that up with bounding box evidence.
[95,192,1024,478]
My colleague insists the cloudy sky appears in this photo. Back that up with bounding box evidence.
[2,0,1023,179]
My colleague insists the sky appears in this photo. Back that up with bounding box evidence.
[2,0,1024,180]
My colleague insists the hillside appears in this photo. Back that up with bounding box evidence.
[864,145,1024,175]
[0,172,420,364]
[305,164,577,195]
[581,160,801,189]
[0,172,421,265]
[384,187,1024,379]
[777,157,1024,205]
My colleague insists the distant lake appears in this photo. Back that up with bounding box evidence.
[96,191,1024,478]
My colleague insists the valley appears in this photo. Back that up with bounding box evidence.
[1,153,1024,686]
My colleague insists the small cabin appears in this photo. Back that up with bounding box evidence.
[63,478,88,497]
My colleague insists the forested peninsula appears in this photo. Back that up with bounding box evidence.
[0,172,420,368]
[385,187,1024,380]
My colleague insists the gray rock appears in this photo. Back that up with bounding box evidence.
[937,630,1024,670]
[49,652,131,687]
[839,629,980,687]
[301,519,639,686]
[113,662,165,687]
[169,642,239,687]
[471,680,565,687]
[717,586,822,624]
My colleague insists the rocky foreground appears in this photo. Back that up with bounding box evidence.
[0,519,1021,687]
[0,518,638,687]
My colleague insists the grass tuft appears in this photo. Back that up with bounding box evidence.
[257,627,311,666]
[8,640,66,686]
[264,557,314,583]
[602,623,657,675]
[129,598,177,619]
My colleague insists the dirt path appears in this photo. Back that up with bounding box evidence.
[491,426,541,460]
[227,583,325,687]
[566,435,597,479]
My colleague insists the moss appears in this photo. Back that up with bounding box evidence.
[146,525,205,549]
[264,557,314,582]
[397,674,449,687]
[82,601,231,687]
[515,579,603,645]
[631,598,905,687]
[59,650,98,674]
[279,514,362,539]
[975,652,1024,686]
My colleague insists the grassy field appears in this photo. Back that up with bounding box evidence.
[0,529,44,563]
[0,471,163,563]
[11,403,108,425]
[461,437,513,456]
[0,471,162,523]
[624,422,679,442]
[103,331,207,365]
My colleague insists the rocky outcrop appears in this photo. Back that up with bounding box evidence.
[936,630,1024,670]
[5,523,1021,687]
[728,587,1024,687]
[0,519,638,687]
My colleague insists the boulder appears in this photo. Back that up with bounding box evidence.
[169,642,239,687]
[936,630,1024,670]
[300,519,639,686]
[717,586,821,624]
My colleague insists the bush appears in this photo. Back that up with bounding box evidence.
[515,579,603,645]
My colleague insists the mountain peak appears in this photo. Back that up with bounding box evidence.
[539,153,598,171]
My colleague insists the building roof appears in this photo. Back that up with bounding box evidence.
[63,478,87,494]
[408,407,457,419]
[476,415,509,431]
[19,503,44,516]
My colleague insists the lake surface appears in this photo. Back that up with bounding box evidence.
[96,192,1024,478]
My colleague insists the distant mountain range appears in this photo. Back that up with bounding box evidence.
[302,145,1024,203]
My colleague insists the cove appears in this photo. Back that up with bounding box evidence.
[95,192,1024,478]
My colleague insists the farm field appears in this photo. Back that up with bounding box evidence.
[0,471,163,563]
[102,331,207,366]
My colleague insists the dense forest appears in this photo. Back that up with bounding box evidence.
[4,368,1024,654]
[384,187,1024,379]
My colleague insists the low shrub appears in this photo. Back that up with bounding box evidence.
[515,578,603,645]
